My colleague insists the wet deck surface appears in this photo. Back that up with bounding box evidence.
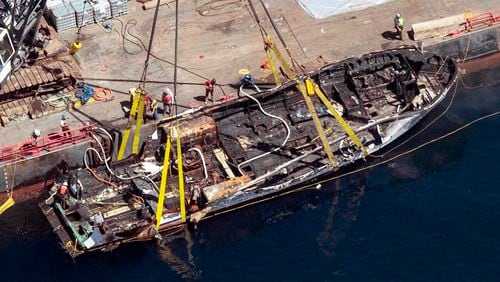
[0,0,496,146]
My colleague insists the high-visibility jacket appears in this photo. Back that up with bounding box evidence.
[151,99,158,110]
[396,17,404,28]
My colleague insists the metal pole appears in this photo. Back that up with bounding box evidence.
[173,0,179,116]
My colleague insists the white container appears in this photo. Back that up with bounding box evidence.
[47,2,77,31]
[68,0,94,27]
[92,0,112,22]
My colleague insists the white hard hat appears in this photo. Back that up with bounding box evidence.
[33,129,41,137]
[396,13,401,18]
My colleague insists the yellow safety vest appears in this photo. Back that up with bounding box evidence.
[397,18,404,28]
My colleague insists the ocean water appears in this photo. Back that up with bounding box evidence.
[1,62,499,281]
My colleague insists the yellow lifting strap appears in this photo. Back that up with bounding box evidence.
[264,35,282,86]
[269,40,296,81]
[155,134,171,230]
[307,78,368,156]
[132,95,145,155]
[174,127,187,222]
[117,89,146,160]
[265,36,337,167]
[0,197,14,215]
[297,81,338,167]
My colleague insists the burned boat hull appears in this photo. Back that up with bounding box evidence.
[41,47,457,257]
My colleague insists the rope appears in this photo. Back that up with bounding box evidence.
[93,88,112,101]
[138,0,163,89]
[201,109,500,220]
[44,94,72,108]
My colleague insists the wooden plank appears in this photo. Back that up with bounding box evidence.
[14,72,27,88]
[23,69,34,87]
[18,69,32,87]
[37,67,49,83]
[28,68,43,84]
[62,63,71,77]
[55,62,67,77]
[103,206,132,219]
[57,62,69,78]
[43,64,58,81]
[5,78,15,93]
[213,148,236,179]
[202,175,251,203]
[10,75,21,90]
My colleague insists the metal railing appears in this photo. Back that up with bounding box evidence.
[0,125,94,164]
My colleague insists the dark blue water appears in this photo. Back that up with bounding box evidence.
[1,64,499,281]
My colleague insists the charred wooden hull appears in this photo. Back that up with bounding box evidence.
[41,47,458,257]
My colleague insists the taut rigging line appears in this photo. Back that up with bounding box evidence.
[139,0,162,89]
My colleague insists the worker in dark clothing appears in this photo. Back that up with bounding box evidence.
[394,13,405,40]
[204,78,216,104]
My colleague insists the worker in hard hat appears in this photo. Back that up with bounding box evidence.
[60,114,71,137]
[30,129,41,144]
[150,98,160,121]
[394,13,405,40]
[162,87,174,116]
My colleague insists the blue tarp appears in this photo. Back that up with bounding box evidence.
[297,0,395,19]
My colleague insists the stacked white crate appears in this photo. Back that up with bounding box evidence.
[46,0,77,31]
[92,0,112,22]
[108,0,128,17]
[69,0,94,27]
[46,0,127,31]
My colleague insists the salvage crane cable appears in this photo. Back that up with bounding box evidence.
[197,34,500,220]
[247,0,305,76]
[85,0,166,188]
[200,108,500,221]
[173,0,179,115]
[80,0,166,192]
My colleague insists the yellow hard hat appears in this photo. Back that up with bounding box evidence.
[239,69,250,75]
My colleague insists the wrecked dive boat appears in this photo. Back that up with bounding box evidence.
[40,47,457,257]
